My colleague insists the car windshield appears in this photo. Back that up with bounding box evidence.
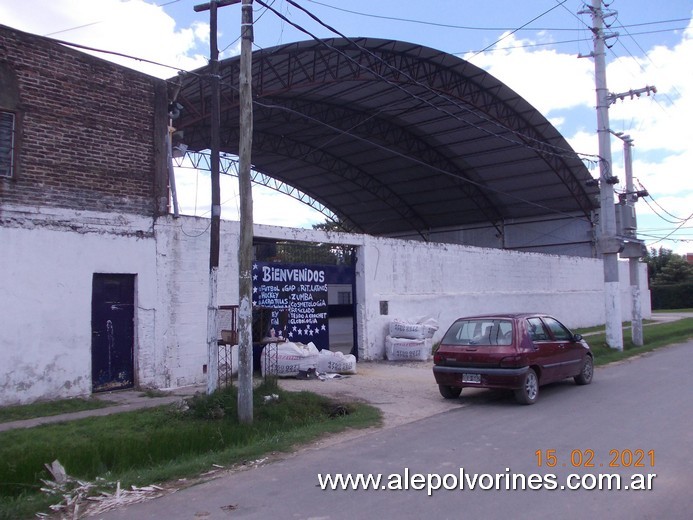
[442,319,513,346]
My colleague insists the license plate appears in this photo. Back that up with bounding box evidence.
[462,373,481,383]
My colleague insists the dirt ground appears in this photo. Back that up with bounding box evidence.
[277,359,466,429]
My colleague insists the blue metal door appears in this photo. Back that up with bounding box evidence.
[91,274,135,392]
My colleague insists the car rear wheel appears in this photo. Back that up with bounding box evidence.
[438,385,462,399]
[515,368,539,405]
[574,356,594,385]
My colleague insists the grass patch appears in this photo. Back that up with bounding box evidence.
[581,318,693,366]
[0,381,381,519]
[575,320,657,336]
[0,398,113,424]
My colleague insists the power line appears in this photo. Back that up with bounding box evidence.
[184,70,598,226]
[642,197,688,224]
[46,35,201,76]
[304,0,689,34]
[468,1,569,59]
[637,181,690,224]
[248,97,594,223]
[639,197,693,246]
[259,0,601,168]
[459,26,687,55]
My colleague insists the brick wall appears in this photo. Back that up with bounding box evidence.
[0,24,169,216]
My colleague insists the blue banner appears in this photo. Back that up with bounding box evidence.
[253,262,330,349]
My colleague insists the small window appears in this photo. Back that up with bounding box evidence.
[527,318,549,341]
[337,291,352,305]
[542,317,572,341]
[0,111,15,179]
[443,318,513,346]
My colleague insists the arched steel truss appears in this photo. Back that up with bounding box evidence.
[173,150,340,224]
[172,38,598,239]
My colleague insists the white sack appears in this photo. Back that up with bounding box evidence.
[389,317,439,339]
[317,349,357,374]
[261,341,319,377]
[385,335,432,361]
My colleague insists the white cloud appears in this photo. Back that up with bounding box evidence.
[464,32,595,115]
[0,0,207,77]
[465,22,693,255]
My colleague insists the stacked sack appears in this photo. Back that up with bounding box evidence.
[385,317,439,361]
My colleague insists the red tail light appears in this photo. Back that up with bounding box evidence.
[499,355,522,368]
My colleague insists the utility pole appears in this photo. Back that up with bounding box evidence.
[610,124,652,347]
[237,0,255,424]
[194,0,234,394]
[621,135,644,346]
[194,0,254,423]
[582,0,623,350]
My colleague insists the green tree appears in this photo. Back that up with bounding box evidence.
[644,247,693,285]
[657,255,693,284]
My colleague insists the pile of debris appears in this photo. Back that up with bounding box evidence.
[37,460,168,519]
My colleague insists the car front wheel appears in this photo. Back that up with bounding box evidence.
[574,356,594,385]
[438,385,462,399]
[515,368,539,405]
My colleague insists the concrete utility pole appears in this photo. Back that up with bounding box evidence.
[585,0,623,350]
[237,0,255,424]
[610,123,652,347]
[194,0,228,394]
[621,135,644,346]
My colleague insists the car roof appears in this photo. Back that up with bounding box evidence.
[452,313,551,320]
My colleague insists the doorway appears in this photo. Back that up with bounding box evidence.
[91,274,135,392]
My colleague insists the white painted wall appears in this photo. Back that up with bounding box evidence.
[0,210,651,405]
[1,205,157,405]
[151,216,240,390]
[353,235,650,359]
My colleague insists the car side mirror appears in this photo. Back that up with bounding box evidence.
[572,333,583,342]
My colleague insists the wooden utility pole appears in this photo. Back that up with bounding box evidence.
[195,0,254,421]
[237,0,255,424]
[194,0,233,394]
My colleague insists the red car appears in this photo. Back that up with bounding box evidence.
[433,313,593,405]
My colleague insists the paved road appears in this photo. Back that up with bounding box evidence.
[95,340,693,520]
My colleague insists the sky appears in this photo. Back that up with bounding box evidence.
[1,0,692,255]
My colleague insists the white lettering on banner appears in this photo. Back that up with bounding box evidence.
[261,266,326,283]
[254,263,329,345]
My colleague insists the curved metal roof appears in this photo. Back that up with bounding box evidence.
[173,37,598,238]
